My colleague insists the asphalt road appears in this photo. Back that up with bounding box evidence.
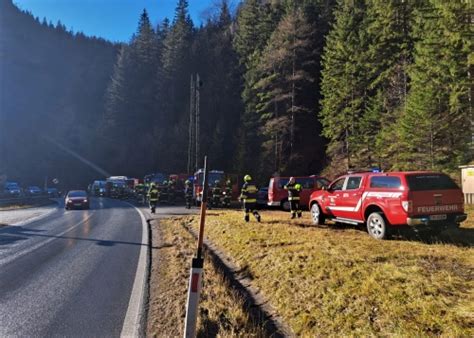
[0,197,147,337]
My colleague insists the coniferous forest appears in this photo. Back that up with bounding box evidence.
[1,0,472,187]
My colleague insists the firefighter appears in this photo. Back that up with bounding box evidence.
[143,182,150,203]
[160,180,169,203]
[148,183,159,213]
[135,183,145,204]
[211,180,222,208]
[284,177,302,219]
[184,179,193,209]
[168,179,176,205]
[239,175,261,222]
[223,179,232,207]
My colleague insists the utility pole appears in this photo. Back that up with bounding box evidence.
[187,75,195,174]
[187,73,202,173]
[195,73,200,171]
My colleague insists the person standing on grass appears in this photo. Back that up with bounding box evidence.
[239,175,261,223]
[284,177,302,219]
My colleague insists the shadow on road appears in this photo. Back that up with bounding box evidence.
[0,225,159,248]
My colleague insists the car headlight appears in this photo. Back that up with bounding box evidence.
[83,199,88,203]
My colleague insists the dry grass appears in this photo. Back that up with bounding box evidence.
[146,215,267,337]
[175,207,474,336]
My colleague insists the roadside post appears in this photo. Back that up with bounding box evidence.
[184,156,208,338]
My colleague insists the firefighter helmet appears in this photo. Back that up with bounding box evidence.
[244,175,252,182]
[295,183,302,191]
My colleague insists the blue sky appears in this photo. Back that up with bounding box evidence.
[13,0,235,43]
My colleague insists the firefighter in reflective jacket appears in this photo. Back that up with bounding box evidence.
[284,177,302,219]
[239,175,261,222]
[148,183,159,214]
[184,180,193,209]
[223,179,232,207]
[211,180,222,208]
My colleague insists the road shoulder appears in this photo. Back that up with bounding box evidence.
[0,200,59,226]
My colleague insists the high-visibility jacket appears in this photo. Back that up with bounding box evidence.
[284,182,301,201]
[185,185,193,197]
[240,182,258,203]
[148,188,159,202]
[212,186,222,197]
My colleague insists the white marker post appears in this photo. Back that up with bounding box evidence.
[184,156,209,338]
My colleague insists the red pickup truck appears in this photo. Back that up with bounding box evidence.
[309,171,467,239]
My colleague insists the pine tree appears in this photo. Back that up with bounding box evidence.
[156,0,194,172]
[255,6,318,174]
[397,0,472,171]
[360,0,414,170]
[104,9,159,175]
[319,0,368,173]
[188,1,243,172]
[233,0,282,175]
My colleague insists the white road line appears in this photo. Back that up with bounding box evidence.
[0,212,95,266]
[121,204,149,338]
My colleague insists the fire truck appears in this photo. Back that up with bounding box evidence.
[193,169,239,205]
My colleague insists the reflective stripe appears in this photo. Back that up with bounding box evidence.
[327,206,355,211]
[288,197,300,201]
[244,199,257,203]
[328,191,403,213]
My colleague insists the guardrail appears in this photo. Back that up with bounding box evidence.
[0,195,55,208]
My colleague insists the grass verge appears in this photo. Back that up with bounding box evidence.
[173,207,473,336]
[146,215,268,337]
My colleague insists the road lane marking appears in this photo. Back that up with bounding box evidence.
[121,204,149,338]
[0,212,95,266]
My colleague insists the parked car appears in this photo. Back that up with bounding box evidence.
[268,175,330,211]
[3,181,21,197]
[46,187,60,197]
[25,186,42,196]
[65,190,90,210]
[309,171,467,239]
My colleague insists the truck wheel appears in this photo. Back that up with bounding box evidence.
[366,212,390,240]
[311,203,325,225]
[281,200,290,211]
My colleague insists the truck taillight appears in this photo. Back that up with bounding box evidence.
[401,200,413,213]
